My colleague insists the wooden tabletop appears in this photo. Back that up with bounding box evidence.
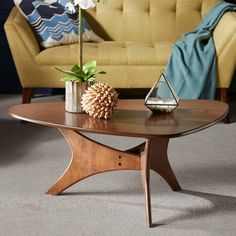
[8,99,228,139]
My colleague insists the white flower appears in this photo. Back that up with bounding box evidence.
[74,0,97,9]
[65,2,76,14]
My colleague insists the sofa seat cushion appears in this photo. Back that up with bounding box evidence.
[35,41,173,66]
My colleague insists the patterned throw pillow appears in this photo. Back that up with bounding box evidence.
[14,0,104,48]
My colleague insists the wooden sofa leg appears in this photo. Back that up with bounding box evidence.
[217,88,230,123]
[22,88,35,104]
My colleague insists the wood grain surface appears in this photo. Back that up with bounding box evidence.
[8,99,229,138]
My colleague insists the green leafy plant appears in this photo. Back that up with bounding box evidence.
[54,1,108,113]
[55,60,106,83]
[56,0,107,84]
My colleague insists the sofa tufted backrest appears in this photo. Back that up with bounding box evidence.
[86,0,221,42]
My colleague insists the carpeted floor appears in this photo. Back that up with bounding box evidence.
[1,94,236,236]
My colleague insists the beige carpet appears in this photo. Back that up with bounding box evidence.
[1,94,236,236]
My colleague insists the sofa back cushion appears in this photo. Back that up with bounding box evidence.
[14,0,104,48]
[86,0,221,42]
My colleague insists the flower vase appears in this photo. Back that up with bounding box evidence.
[65,81,87,113]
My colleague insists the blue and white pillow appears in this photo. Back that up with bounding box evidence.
[14,0,103,48]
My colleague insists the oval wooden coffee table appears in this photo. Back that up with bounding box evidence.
[8,99,228,227]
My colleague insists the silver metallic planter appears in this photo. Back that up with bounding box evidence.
[65,81,87,113]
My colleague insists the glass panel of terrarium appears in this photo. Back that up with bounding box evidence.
[145,73,179,113]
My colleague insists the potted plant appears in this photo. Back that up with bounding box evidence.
[56,0,106,113]
[55,60,105,112]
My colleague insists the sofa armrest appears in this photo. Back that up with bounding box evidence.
[213,11,236,88]
[4,7,40,58]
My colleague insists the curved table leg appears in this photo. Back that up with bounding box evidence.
[125,139,181,191]
[46,128,140,195]
[141,140,152,227]
[140,138,181,227]
[150,138,181,191]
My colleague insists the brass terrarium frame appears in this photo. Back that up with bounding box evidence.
[145,72,179,113]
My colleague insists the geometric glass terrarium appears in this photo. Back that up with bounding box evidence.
[145,72,179,113]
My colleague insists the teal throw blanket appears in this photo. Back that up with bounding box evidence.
[164,2,236,99]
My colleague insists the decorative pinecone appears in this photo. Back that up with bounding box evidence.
[81,83,119,119]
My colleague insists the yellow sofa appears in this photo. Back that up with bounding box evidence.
[4,0,236,105]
